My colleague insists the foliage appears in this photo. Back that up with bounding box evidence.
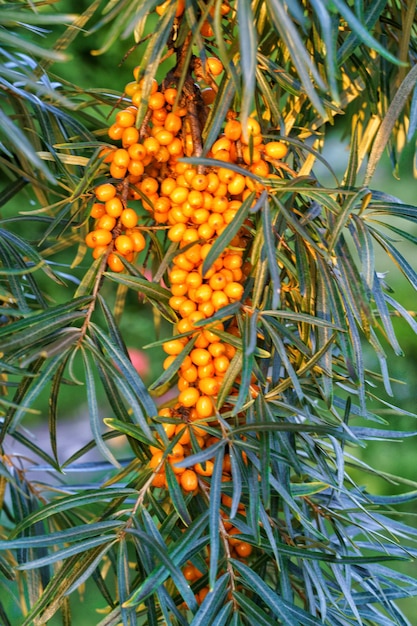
[1,1,417,625]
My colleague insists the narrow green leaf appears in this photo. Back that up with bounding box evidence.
[81,347,121,468]
[16,535,115,570]
[209,444,225,590]
[10,489,137,538]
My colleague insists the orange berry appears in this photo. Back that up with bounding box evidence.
[163,339,185,355]
[128,143,147,161]
[107,253,124,272]
[190,348,211,367]
[224,281,244,301]
[127,160,145,177]
[178,387,200,407]
[209,272,227,291]
[224,119,242,141]
[92,245,108,259]
[211,290,229,310]
[164,87,179,105]
[206,56,223,76]
[108,123,124,141]
[181,364,198,384]
[143,136,160,155]
[151,473,167,488]
[130,229,146,252]
[90,203,106,219]
[116,110,136,128]
[105,197,124,218]
[114,234,134,255]
[194,460,214,476]
[264,141,288,160]
[85,228,113,248]
[148,91,166,110]
[183,564,198,581]
[180,469,198,492]
[120,208,138,229]
[140,177,159,195]
[95,183,116,203]
[96,214,117,231]
[170,186,189,205]
[195,395,214,418]
[213,355,230,374]
[109,163,127,179]
[235,541,253,558]
[198,377,220,395]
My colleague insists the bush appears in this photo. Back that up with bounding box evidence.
[1,2,417,624]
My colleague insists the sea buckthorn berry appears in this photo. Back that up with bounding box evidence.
[92,245,108,259]
[228,173,246,195]
[168,442,184,459]
[156,0,185,17]
[120,208,138,229]
[164,112,182,134]
[116,110,136,128]
[170,186,189,205]
[212,291,229,310]
[265,141,288,160]
[183,564,198,581]
[108,123,124,141]
[180,469,198,492]
[186,272,203,289]
[163,339,185,355]
[124,81,141,97]
[235,541,253,558]
[95,183,116,202]
[149,450,164,470]
[164,87,179,105]
[181,227,200,245]
[151,473,166,488]
[251,159,270,177]
[148,91,166,110]
[208,342,226,358]
[163,355,176,370]
[112,149,130,168]
[173,254,194,272]
[97,214,117,231]
[167,137,184,157]
[209,272,227,291]
[198,223,216,240]
[161,422,176,439]
[201,19,214,37]
[107,253,125,272]
[194,332,210,349]
[181,364,198,383]
[224,119,242,141]
[196,395,214,418]
[194,460,214,476]
[213,137,232,155]
[99,147,115,163]
[214,355,230,374]
[178,299,197,318]
[178,387,200,407]
[130,229,146,252]
[127,160,145,177]
[155,129,174,146]
[190,348,211,367]
[90,203,106,219]
[128,143,147,161]
[140,177,159,195]
[170,268,189,284]
[171,283,188,297]
[105,197,124,218]
[115,234,134,255]
[206,56,223,76]
[143,136,160,155]
[195,284,213,303]
[110,162,127,179]
[85,229,113,248]
[198,377,220,395]
[169,295,187,310]
[225,281,244,301]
